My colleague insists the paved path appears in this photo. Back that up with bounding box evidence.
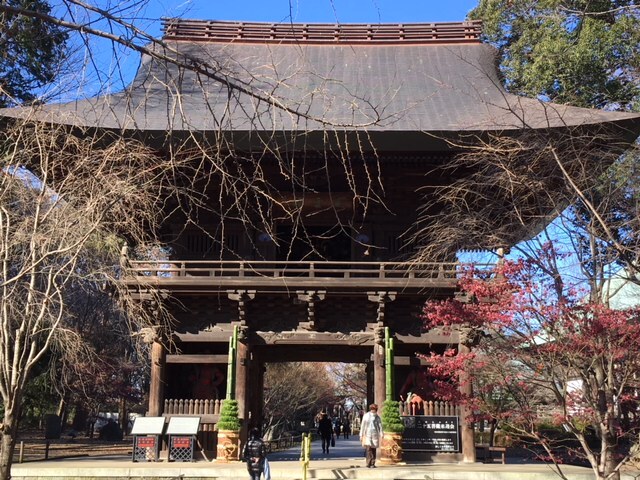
[270,435,365,462]
[11,436,640,479]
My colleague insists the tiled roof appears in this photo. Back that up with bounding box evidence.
[2,20,639,148]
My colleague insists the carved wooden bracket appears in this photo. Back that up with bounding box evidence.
[227,290,256,331]
[367,290,396,323]
[296,290,326,331]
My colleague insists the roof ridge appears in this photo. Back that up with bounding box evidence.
[161,18,483,45]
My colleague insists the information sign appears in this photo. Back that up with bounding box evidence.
[131,418,164,462]
[130,417,166,435]
[401,415,459,452]
[166,416,200,435]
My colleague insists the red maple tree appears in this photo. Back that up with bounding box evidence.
[421,245,640,480]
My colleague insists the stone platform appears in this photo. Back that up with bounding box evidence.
[13,455,640,480]
[11,436,640,480]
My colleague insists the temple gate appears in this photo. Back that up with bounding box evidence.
[5,18,640,463]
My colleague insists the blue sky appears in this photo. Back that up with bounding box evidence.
[143,0,479,36]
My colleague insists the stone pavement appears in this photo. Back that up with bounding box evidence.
[11,436,640,480]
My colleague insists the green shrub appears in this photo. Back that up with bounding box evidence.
[217,399,241,431]
[381,400,405,434]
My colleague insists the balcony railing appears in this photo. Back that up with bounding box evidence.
[400,399,460,417]
[123,260,496,292]
[164,398,222,421]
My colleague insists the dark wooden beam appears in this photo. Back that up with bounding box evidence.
[396,330,459,344]
[175,329,459,345]
[175,331,234,342]
[253,346,369,363]
[122,276,457,295]
[166,354,228,364]
[393,355,430,366]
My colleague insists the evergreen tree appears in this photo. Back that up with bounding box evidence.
[0,0,68,107]
[469,0,640,111]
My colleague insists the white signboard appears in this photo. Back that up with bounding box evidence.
[130,417,166,435]
[166,416,201,435]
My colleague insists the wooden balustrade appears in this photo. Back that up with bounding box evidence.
[126,260,494,282]
[163,398,222,423]
[163,398,222,451]
[400,399,459,417]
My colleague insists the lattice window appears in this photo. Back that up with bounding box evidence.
[186,233,214,256]
[224,232,239,252]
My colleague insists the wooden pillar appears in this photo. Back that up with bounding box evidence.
[459,341,476,463]
[374,330,386,406]
[227,289,255,438]
[148,339,165,416]
[245,351,264,432]
[235,339,249,439]
[365,360,374,407]
[367,291,396,407]
[255,359,265,429]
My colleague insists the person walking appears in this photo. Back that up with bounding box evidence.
[342,418,351,439]
[359,403,383,468]
[242,428,268,480]
[333,417,342,441]
[317,412,333,455]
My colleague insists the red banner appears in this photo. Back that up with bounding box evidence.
[136,436,156,448]
[172,437,192,449]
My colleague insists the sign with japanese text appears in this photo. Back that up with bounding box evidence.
[401,415,459,452]
[136,436,156,448]
[171,436,192,449]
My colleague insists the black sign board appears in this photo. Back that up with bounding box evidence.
[401,415,459,452]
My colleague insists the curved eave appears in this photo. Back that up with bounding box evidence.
[1,104,639,153]
[1,39,639,150]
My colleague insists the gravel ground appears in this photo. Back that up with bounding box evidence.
[13,431,132,462]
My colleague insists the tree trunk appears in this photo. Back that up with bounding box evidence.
[57,398,66,424]
[489,419,497,447]
[602,439,620,480]
[72,404,88,432]
[0,408,19,480]
[118,398,127,434]
[458,342,476,463]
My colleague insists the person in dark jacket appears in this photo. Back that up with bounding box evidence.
[333,417,342,439]
[242,428,267,480]
[342,418,351,439]
[317,412,333,454]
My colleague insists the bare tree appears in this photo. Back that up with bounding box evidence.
[328,363,367,408]
[0,5,396,478]
[262,362,337,438]
[0,119,200,479]
[415,118,640,480]
[412,127,639,261]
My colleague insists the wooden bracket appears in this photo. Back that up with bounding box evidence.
[367,291,397,330]
[296,290,326,331]
[227,290,256,329]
